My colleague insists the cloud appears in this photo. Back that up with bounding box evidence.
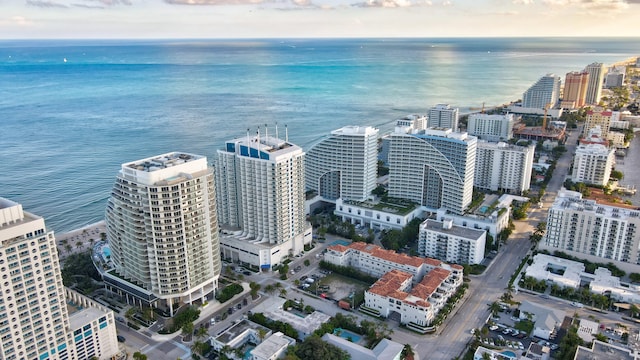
[164,0,265,4]
[26,0,68,8]
[353,0,432,7]
[11,15,34,25]
[541,0,631,8]
[512,0,534,4]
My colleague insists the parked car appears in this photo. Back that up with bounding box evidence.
[489,325,499,331]
[236,303,242,310]
[243,271,252,276]
[117,335,126,343]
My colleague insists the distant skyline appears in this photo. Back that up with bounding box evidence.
[2,0,640,39]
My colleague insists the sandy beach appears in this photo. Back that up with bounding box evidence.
[55,220,106,258]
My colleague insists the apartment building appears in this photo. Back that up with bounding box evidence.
[584,62,605,105]
[0,198,118,360]
[474,141,535,194]
[216,130,312,270]
[305,126,379,201]
[466,113,514,142]
[418,219,486,265]
[583,109,613,137]
[427,104,459,130]
[388,125,476,215]
[104,152,222,316]
[571,144,615,186]
[540,189,640,274]
[561,71,589,109]
[522,74,561,109]
[324,242,462,333]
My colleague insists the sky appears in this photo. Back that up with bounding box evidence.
[1,0,640,39]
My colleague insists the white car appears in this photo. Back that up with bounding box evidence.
[489,325,499,331]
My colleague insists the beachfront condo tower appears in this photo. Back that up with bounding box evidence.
[561,71,589,109]
[104,152,222,316]
[387,123,477,216]
[522,74,561,109]
[427,104,459,130]
[466,113,514,142]
[215,128,312,271]
[0,198,118,360]
[584,62,605,105]
[305,126,379,201]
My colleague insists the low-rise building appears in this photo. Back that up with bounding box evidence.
[474,346,516,360]
[576,319,599,344]
[321,333,403,360]
[434,204,510,240]
[211,320,272,356]
[334,198,422,231]
[324,242,462,332]
[250,332,296,360]
[574,340,639,360]
[607,131,627,148]
[418,219,486,265]
[518,301,565,340]
[525,342,551,360]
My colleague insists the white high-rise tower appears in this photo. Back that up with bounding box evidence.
[105,152,222,316]
[216,129,312,270]
[305,126,379,201]
[428,104,459,130]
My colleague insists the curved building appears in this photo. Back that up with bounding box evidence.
[305,126,379,201]
[105,152,221,316]
[388,126,476,215]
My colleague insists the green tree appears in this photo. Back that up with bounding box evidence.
[250,281,261,299]
[181,321,194,341]
[489,302,501,316]
[611,170,624,180]
[133,352,148,360]
[294,335,350,360]
[401,344,415,360]
[304,259,311,266]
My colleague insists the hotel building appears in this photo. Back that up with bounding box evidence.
[305,126,379,202]
[427,104,459,130]
[540,189,640,274]
[216,131,312,270]
[104,152,222,316]
[583,109,613,137]
[561,71,589,109]
[571,144,615,186]
[0,198,118,360]
[418,219,486,265]
[388,124,476,215]
[522,74,561,109]
[323,242,462,332]
[466,113,514,142]
[474,141,535,194]
[584,62,605,105]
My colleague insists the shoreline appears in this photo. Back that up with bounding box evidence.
[55,220,105,258]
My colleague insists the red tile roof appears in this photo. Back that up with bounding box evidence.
[346,242,441,268]
[368,269,412,299]
[410,268,451,299]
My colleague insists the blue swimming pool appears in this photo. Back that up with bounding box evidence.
[243,345,255,360]
[329,240,351,247]
[333,328,361,343]
[501,350,517,358]
[103,246,111,258]
[479,206,489,214]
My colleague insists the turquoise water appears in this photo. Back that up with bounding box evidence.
[103,246,111,258]
[243,345,255,360]
[501,350,517,358]
[2,38,639,232]
[333,328,362,343]
[330,240,351,247]
[479,206,489,214]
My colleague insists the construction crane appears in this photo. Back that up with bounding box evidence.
[542,103,552,130]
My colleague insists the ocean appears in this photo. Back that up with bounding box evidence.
[1,37,639,233]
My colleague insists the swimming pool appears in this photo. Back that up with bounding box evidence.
[501,350,517,358]
[332,328,362,343]
[329,240,351,247]
[103,246,111,258]
[479,206,489,214]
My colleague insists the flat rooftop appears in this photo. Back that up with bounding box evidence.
[215,319,269,344]
[68,306,109,330]
[125,152,203,172]
[575,340,637,360]
[423,219,485,240]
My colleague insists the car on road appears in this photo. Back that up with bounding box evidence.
[243,271,252,276]
[540,294,550,299]
[571,302,584,308]
[236,303,242,310]
[210,318,216,325]
[117,335,126,343]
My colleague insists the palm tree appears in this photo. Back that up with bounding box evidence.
[195,326,208,341]
[501,291,513,304]
[489,301,501,316]
[181,321,194,342]
[264,284,276,295]
[279,288,287,298]
[630,304,639,318]
[257,328,268,343]
[401,344,415,360]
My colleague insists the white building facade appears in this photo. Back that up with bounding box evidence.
[333,198,422,231]
[418,219,486,265]
[474,141,535,194]
[0,198,118,360]
[388,125,477,215]
[305,126,379,201]
[540,189,640,274]
[216,132,312,270]
[428,104,459,130]
[323,242,462,332]
[571,144,615,186]
[466,113,514,142]
[104,152,222,315]
[522,74,561,109]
